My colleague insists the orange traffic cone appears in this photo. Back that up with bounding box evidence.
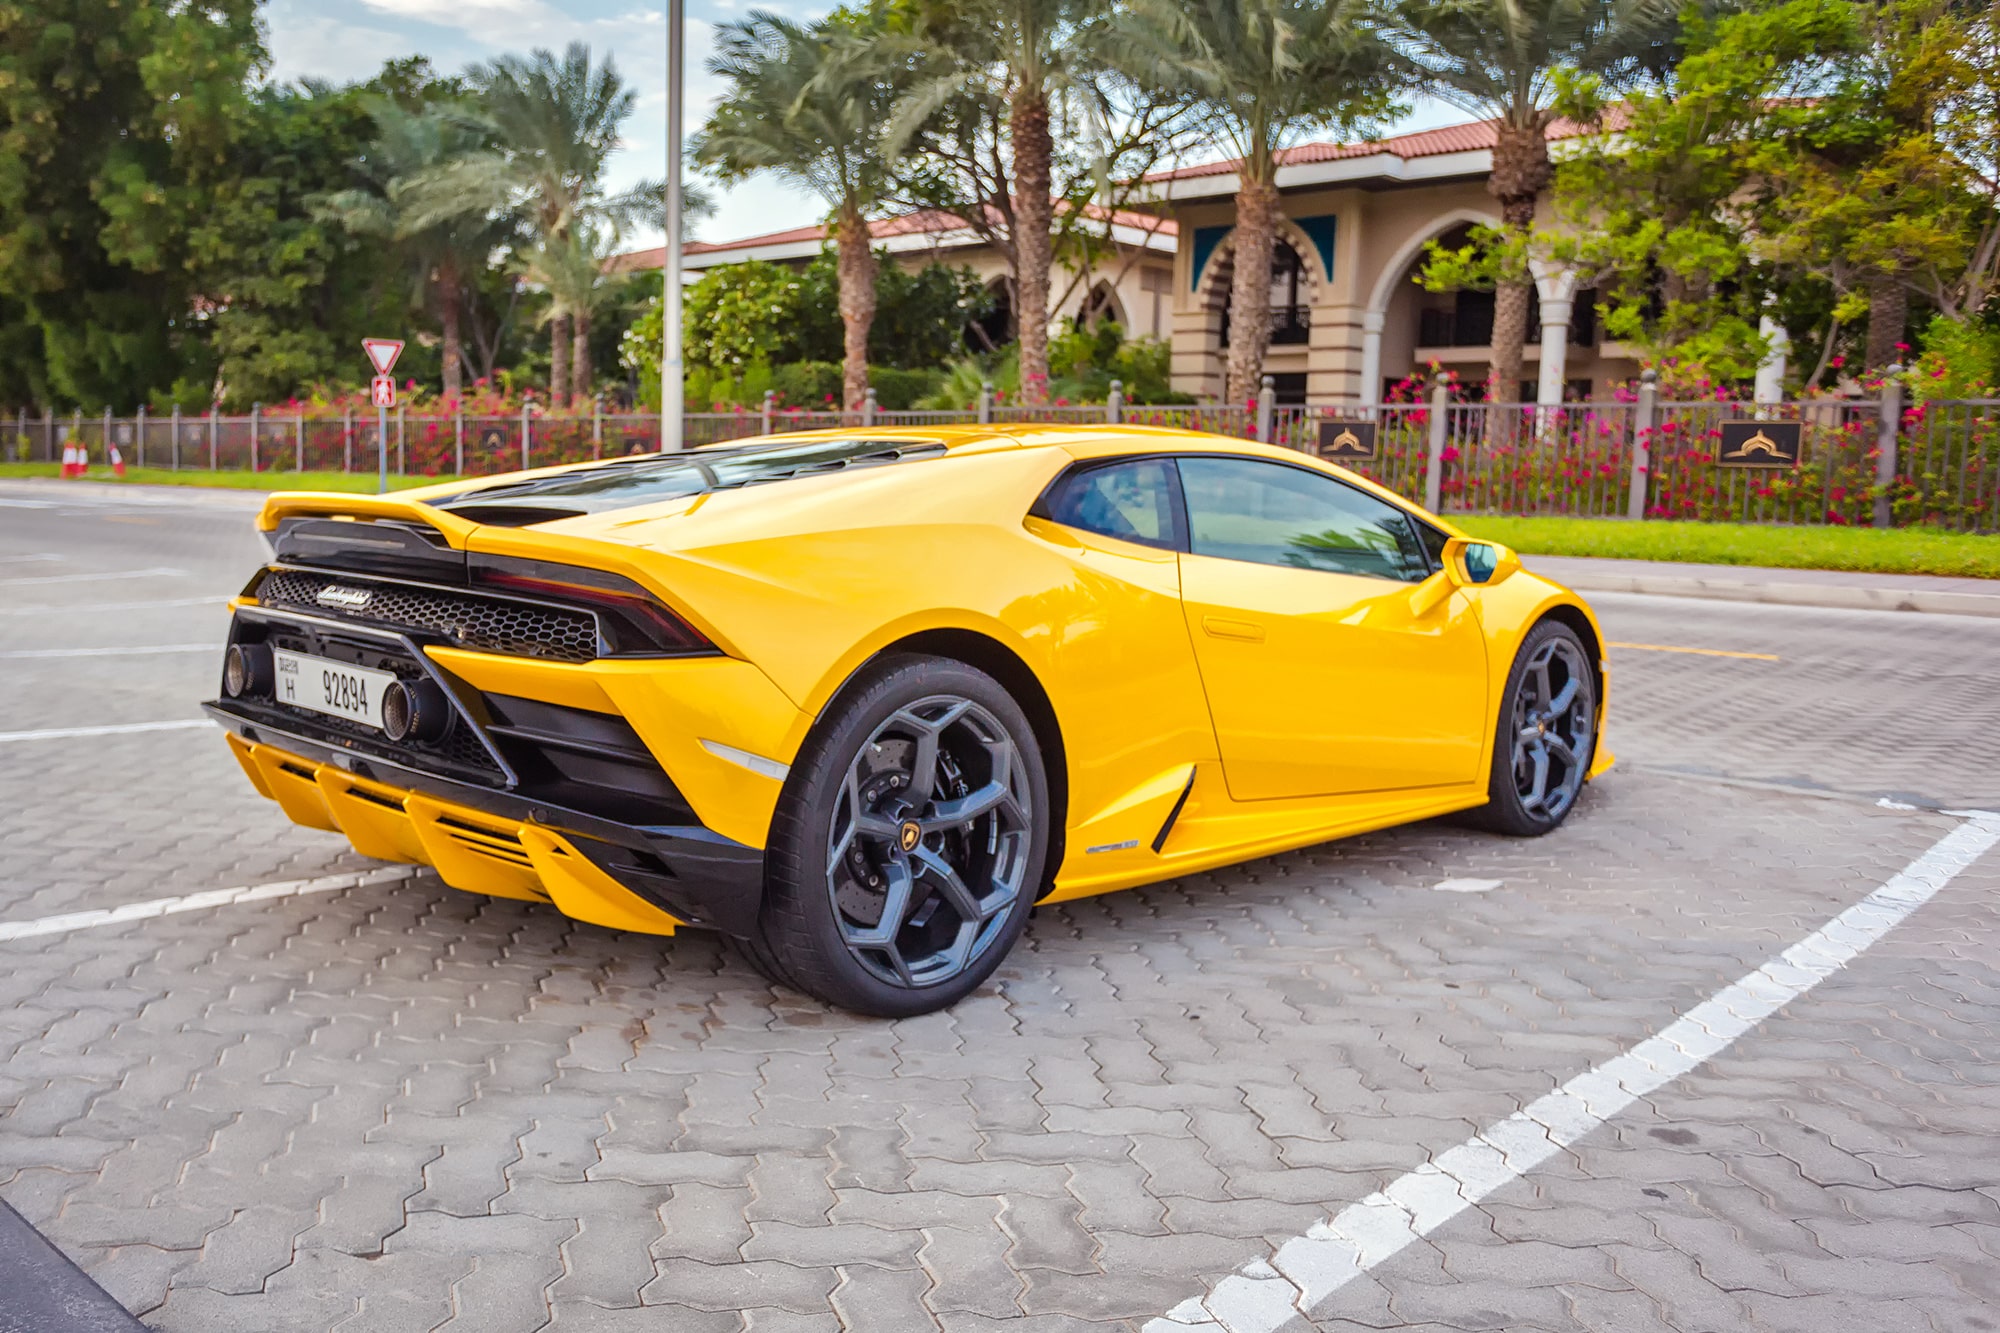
[60,442,77,478]
[109,440,126,478]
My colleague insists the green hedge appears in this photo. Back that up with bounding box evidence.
[688,361,947,413]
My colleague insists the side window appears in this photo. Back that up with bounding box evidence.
[1177,456,1430,583]
[1039,459,1179,550]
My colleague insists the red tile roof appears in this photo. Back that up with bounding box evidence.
[1143,112,1616,182]
[608,204,1175,273]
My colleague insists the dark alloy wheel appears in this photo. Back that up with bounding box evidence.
[1467,621,1598,836]
[747,656,1049,1016]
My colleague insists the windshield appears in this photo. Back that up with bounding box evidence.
[435,437,949,520]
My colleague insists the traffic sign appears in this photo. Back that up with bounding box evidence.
[362,339,405,376]
[371,375,397,408]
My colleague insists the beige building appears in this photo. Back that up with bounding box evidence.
[612,207,1179,348]
[1139,116,1642,405]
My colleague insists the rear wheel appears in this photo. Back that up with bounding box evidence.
[1467,621,1597,836]
[747,656,1049,1017]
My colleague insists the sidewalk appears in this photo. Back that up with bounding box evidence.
[1526,554,2000,619]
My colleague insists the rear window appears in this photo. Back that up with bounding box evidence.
[437,437,947,520]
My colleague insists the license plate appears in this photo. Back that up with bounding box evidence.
[272,649,397,730]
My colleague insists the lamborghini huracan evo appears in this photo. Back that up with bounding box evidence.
[206,425,1610,1016]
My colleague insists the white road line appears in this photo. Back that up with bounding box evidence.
[0,719,215,743]
[0,596,229,617]
[0,554,62,565]
[0,867,415,944]
[1150,811,2000,1333]
[0,566,186,587]
[0,644,217,660]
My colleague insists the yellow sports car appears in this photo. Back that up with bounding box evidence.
[206,425,1609,1015]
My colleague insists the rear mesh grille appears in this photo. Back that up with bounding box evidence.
[256,569,599,663]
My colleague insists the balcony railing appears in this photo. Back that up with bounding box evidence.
[1221,303,1311,346]
[1417,301,1598,349]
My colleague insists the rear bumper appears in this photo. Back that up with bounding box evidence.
[205,705,766,937]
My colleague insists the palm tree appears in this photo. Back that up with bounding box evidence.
[519,228,618,402]
[406,43,659,405]
[1112,0,1393,405]
[319,98,503,401]
[696,11,902,412]
[892,0,1095,404]
[1381,0,1679,399]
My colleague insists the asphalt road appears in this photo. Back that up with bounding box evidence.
[2,477,1998,1333]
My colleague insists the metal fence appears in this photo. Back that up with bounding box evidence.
[12,378,1999,531]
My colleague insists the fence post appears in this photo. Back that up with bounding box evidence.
[1255,376,1275,443]
[454,406,464,476]
[171,405,181,470]
[295,412,304,472]
[1424,383,1448,514]
[397,404,407,475]
[11,408,20,463]
[135,404,146,468]
[102,407,112,467]
[72,410,82,465]
[1107,379,1124,425]
[250,402,261,473]
[44,406,53,462]
[863,387,878,427]
[207,403,216,470]
[342,404,353,473]
[594,393,605,459]
[1627,369,1657,522]
[761,390,775,436]
[521,402,531,471]
[1875,365,1903,529]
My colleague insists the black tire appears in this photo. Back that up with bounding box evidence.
[744,655,1050,1018]
[1465,620,1598,837]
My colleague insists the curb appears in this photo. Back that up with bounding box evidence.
[1555,570,2000,619]
[0,1201,146,1332]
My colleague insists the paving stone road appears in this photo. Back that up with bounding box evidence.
[2,480,1997,1332]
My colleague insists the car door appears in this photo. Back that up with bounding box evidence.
[1174,454,1489,802]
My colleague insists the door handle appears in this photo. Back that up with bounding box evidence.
[1202,616,1265,643]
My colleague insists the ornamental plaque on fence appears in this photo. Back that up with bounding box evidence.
[478,426,508,454]
[1717,419,1803,468]
[1317,419,1377,461]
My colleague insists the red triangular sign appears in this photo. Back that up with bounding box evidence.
[363,339,405,376]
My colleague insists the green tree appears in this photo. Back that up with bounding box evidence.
[0,0,260,409]
[1110,0,1394,404]
[408,43,658,404]
[1546,0,1861,382]
[518,226,623,397]
[1384,0,1681,398]
[319,95,509,401]
[1761,0,2000,371]
[887,0,1120,404]
[696,10,904,410]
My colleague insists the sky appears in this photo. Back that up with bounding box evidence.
[264,0,1466,253]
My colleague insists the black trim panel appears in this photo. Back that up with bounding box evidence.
[1152,766,1198,854]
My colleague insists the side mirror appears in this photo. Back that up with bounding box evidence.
[1441,537,1519,588]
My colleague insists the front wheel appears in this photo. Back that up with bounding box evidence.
[1466,621,1598,837]
[749,656,1049,1017]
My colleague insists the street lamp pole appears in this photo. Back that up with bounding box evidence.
[661,0,685,452]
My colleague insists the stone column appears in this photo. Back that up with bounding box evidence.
[1530,262,1580,407]
[1359,310,1386,410]
[1754,314,1789,405]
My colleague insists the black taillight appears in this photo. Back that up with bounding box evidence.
[468,554,715,658]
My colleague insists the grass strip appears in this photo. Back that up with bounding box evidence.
[1458,516,2000,580]
[0,463,438,492]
